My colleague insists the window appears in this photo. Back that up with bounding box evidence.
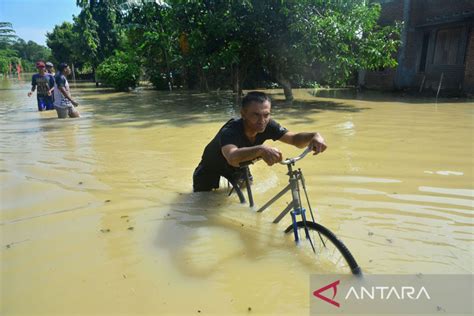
[433,27,463,65]
[419,32,430,72]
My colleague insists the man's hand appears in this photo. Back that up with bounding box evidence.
[71,100,79,107]
[27,91,33,97]
[260,145,283,166]
[309,133,327,155]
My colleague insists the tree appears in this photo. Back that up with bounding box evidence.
[75,0,125,69]
[0,22,17,48]
[164,0,400,100]
[124,0,177,89]
[228,0,401,100]
[0,22,18,73]
[12,39,52,64]
[169,0,263,93]
[44,0,400,98]
[46,22,80,65]
[292,0,401,85]
[242,1,308,100]
[1,22,51,74]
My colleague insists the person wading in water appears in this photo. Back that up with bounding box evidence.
[193,91,327,192]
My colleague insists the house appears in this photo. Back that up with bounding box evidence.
[362,0,474,95]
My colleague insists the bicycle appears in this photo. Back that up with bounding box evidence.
[232,147,362,275]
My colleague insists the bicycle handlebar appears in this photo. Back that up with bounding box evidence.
[279,146,312,165]
[239,146,312,168]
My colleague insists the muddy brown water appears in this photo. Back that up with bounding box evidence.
[1,76,472,315]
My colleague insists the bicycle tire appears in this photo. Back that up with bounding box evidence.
[284,221,361,275]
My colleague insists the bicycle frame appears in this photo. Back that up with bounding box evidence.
[235,147,320,249]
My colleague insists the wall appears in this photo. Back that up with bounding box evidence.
[463,27,474,94]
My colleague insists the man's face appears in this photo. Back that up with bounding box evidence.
[37,66,46,74]
[63,66,71,75]
[241,100,271,134]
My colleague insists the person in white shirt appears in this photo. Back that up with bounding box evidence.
[53,63,80,118]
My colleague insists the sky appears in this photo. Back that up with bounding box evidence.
[0,0,81,46]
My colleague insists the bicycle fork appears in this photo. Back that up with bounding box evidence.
[290,207,309,242]
[288,166,318,253]
[292,208,319,254]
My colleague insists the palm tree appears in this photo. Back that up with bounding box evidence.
[0,22,17,46]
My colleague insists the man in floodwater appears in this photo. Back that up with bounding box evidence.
[27,61,55,111]
[53,63,80,118]
[193,91,327,192]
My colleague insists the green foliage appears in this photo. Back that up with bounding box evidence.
[1,21,51,74]
[0,56,10,74]
[0,22,17,74]
[75,0,125,68]
[45,0,401,96]
[155,0,399,93]
[291,0,401,85]
[96,50,141,91]
[46,22,79,65]
[0,53,22,75]
[124,1,178,89]
[11,39,52,70]
[170,0,258,90]
[46,1,126,75]
[0,22,17,47]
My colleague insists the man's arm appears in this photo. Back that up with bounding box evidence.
[27,86,36,97]
[221,144,282,167]
[58,86,79,106]
[47,76,55,96]
[27,76,36,97]
[279,131,327,155]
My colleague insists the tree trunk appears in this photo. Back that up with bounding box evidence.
[93,67,99,87]
[199,68,209,92]
[275,73,294,101]
[231,65,240,94]
[232,63,247,99]
[239,64,248,96]
[357,69,366,90]
[71,63,77,84]
[270,59,294,101]
[182,63,193,90]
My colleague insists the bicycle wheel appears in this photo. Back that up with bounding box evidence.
[284,221,361,275]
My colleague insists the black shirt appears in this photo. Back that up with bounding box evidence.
[199,118,288,176]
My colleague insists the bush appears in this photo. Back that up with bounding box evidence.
[147,69,170,90]
[0,56,10,75]
[96,51,140,91]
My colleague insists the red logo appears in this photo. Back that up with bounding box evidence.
[313,280,341,307]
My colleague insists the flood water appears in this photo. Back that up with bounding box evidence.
[1,75,473,315]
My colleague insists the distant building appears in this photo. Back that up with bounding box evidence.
[362,0,474,95]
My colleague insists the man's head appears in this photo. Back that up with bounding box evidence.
[45,62,54,72]
[58,63,71,75]
[241,91,272,134]
[36,61,46,74]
